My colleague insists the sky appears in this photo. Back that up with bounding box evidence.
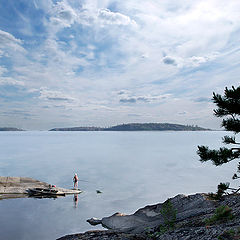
[0,0,239,130]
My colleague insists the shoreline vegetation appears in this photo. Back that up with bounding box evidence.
[50,123,211,131]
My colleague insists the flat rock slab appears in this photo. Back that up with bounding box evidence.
[87,193,217,233]
[0,176,81,199]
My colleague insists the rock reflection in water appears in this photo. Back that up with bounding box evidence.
[0,194,65,200]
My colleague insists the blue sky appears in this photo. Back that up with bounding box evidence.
[0,0,239,130]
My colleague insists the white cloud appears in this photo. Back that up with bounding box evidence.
[0,77,25,86]
[0,66,25,86]
[0,30,25,53]
[118,91,172,104]
[187,55,217,67]
[0,30,22,44]
[48,0,136,30]
[0,66,7,75]
[39,88,76,102]
[162,52,219,68]
[98,8,135,26]
[121,0,240,68]
[49,0,78,28]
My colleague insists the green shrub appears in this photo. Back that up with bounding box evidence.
[205,205,234,225]
[160,199,177,229]
[146,199,177,239]
[148,199,177,238]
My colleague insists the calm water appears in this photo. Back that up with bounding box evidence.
[0,131,237,240]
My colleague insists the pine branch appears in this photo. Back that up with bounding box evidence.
[212,86,240,117]
[197,146,238,166]
[225,86,240,102]
[222,136,238,144]
[222,118,240,133]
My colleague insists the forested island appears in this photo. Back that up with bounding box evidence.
[49,123,211,131]
[0,127,24,131]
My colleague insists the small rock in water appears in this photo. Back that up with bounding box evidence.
[87,217,102,225]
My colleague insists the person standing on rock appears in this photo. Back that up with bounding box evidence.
[73,173,79,189]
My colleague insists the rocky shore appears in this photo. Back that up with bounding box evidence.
[58,193,240,240]
[0,176,81,199]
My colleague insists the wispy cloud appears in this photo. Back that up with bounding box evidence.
[39,88,76,102]
[119,93,171,104]
[0,77,25,86]
[193,97,211,103]
[0,30,25,54]
[0,30,23,46]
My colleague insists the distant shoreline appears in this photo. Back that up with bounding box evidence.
[0,123,213,132]
[0,127,24,131]
[49,123,211,131]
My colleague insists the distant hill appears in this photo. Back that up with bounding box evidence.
[49,123,211,131]
[104,123,210,131]
[50,127,102,131]
[0,127,24,131]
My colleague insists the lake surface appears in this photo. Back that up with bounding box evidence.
[0,131,237,240]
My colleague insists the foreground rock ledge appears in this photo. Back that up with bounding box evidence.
[0,176,80,199]
[58,193,240,240]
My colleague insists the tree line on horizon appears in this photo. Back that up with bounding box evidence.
[49,123,210,131]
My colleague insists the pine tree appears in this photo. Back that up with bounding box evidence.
[197,86,240,194]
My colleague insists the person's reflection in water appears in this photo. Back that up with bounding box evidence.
[73,194,78,208]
